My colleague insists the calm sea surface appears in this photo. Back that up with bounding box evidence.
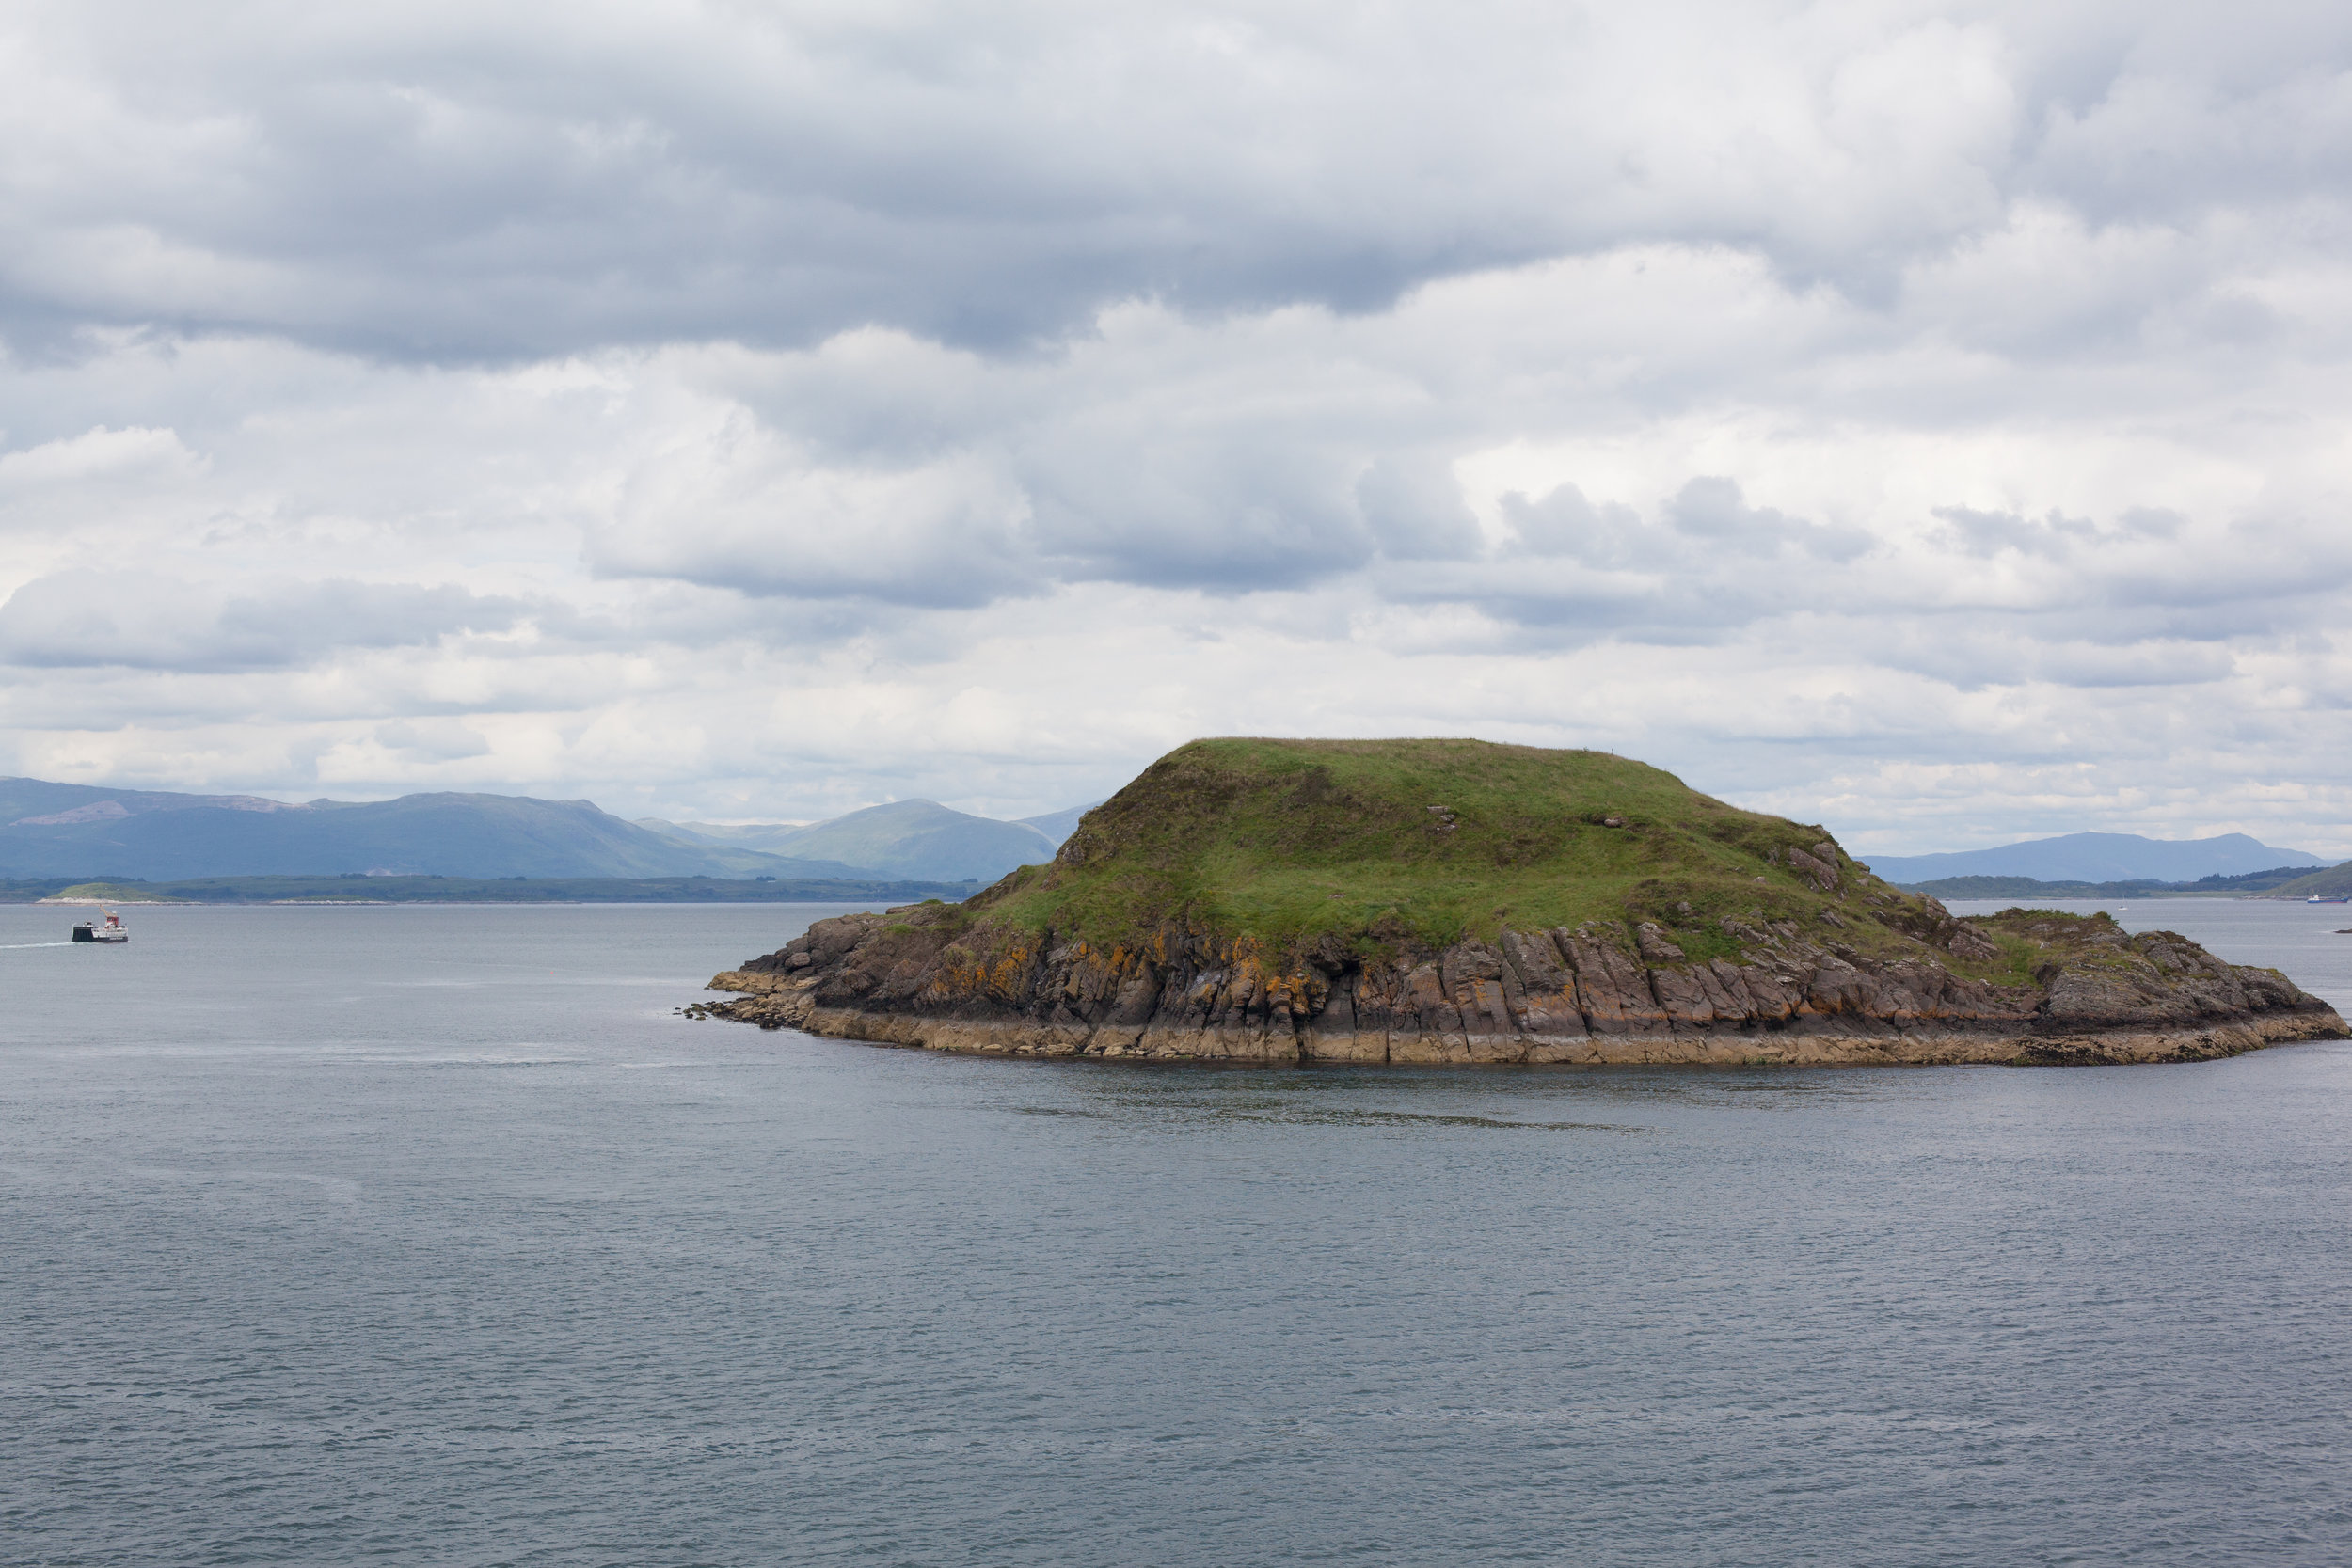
[7,897,2352,1566]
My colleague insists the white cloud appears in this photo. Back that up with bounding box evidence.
[0,3,2349,856]
[592,412,1039,608]
[373,716,490,761]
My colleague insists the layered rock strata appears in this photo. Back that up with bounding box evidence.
[707,904,2345,1068]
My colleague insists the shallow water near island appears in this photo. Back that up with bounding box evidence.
[7,898,2352,1566]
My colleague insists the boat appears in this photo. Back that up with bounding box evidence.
[71,908,129,943]
[2307,895,2350,905]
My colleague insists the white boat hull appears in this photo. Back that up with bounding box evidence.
[72,911,130,942]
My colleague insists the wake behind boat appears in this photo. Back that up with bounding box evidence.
[72,909,129,943]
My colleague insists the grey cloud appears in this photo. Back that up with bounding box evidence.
[7,4,2349,362]
[0,571,530,670]
[2117,508,2186,540]
[373,718,491,760]
[1394,477,2344,657]
[1391,480,1872,642]
[1866,622,2242,691]
[597,431,1391,603]
[1666,478,1873,562]
[589,346,1481,600]
[1484,476,1868,604]
[1353,456,1485,562]
[589,434,1041,609]
[1,3,1579,358]
[1931,505,2101,558]
[1499,479,1870,577]
[604,581,911,652]
[1502,484,1646,563]
[2021,11,2352,224]
[1929,504,2194,561]
[1922,505,2352,626]
[1378,570,1664,643]
[1025,438,1375,593]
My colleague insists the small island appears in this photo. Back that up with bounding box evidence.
[706,738,2346,1067]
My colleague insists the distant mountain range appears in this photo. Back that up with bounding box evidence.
[36,775,2329,897]
[0,777,1097,884]
[1867,832,2327,887]
[0,875,977,906]
[636,799,1097,883]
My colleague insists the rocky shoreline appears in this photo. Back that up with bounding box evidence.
[706,904,2347,1069]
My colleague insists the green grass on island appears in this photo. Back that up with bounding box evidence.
[950,736,2045,982]
[40,882,198,904]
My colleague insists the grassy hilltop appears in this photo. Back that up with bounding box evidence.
[956,736,1987,974]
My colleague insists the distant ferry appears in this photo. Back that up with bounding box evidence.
[2307,895,2350,905]
[71,909,129,943]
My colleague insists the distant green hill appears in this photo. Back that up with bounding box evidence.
[41,881,196,903]
[2267,862,2352,898]
[0,778,868,881]
[1894,866,2317,899]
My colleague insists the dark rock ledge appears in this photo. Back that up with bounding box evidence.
[706,905,2347,1069]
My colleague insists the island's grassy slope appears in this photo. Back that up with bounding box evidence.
[958,736,2012,977]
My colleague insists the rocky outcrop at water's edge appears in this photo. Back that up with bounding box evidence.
[705,904,2347,1069]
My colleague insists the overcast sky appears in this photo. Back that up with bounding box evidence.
[4,1,2351,854]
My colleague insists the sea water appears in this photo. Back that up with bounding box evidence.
[6,898,2352,1566]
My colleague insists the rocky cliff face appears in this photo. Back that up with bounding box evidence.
[707,904,2344,1068]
